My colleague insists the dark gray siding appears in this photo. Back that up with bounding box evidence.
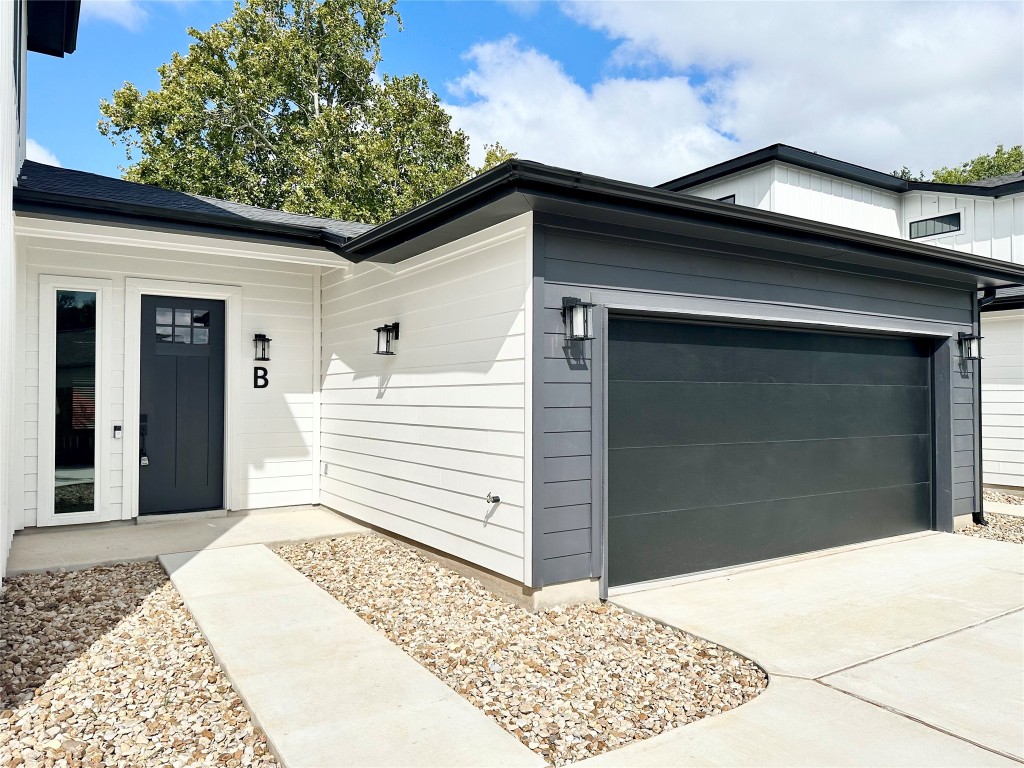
[535,222,979,587]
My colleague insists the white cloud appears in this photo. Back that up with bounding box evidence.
[446,2,1023,184]
[445,37,733,184]
[80,0,150,32]
[26,138,60,167]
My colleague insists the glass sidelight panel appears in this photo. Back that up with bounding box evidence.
[54,290,97,514]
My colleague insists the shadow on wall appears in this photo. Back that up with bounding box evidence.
[0,563,165,707]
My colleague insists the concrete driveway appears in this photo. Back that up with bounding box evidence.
[595,532,1024,767]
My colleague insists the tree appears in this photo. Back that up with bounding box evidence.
[891,144,1024,185]
[99,0,473,223]
[477,142,517,173]
[931,144,1023,184]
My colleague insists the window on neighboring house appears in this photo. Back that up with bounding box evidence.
[717,194,736,204]
[909,212,961,240]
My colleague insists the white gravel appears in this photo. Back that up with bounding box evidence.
[1,562,277,768]
[958,512,1024,544]
[983,489,1024,506]
[278,535,768,766]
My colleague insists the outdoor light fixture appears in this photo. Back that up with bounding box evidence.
[562,297,595,341]
[374,322,400,355]
[253,333,272,361]
[958,331,982,360]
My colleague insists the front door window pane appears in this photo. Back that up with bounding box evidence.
[54,290,96,514]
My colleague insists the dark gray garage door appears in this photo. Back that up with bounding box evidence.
[608,318,933,587]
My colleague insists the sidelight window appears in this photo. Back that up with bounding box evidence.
[54,290,97,514]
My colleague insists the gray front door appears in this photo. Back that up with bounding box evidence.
[608,318,933,586]
[139,295,225,515]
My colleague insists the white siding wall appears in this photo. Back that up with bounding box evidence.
[1,1,26,579]
[981,310,1024,489]
[902,192,1024,264]
[14,216,325,530]
[685,166,773,210]
[771,163,902,236]
[319,214,533,583]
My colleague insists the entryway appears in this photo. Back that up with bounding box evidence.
[139,295,225,515]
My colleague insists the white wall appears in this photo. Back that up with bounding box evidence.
[981,310,1024,489]
[1,1,26,580]
[684,165,773,210]
[14,215,330,531]
[319,214,533,584]
[902,192,1024,264]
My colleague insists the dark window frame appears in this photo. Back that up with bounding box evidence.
[716,194,737,204]
[909,211,961,240]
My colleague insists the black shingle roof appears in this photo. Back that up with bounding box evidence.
[15,161,375,254]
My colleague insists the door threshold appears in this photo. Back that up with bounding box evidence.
[136,509,228,525]
[608,531,938,597]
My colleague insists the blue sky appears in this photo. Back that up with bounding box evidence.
[27,1,1024,186]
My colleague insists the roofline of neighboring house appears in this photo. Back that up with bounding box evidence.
[342,159,1024,287]
[27,0,81,58]
[657,144,1024,198]
[12,185,353,257]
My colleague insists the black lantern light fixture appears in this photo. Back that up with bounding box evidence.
[957,331,982,360]
[253,333,272,361]
[562,297,595,341]
[374,322,400,355]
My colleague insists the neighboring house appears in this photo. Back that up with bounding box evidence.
[661,144,1024,492]
[3,2,1024,600]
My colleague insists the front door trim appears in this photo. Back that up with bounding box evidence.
[123,278,242,520]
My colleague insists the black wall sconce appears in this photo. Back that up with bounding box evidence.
[253,333,272,361]
[562,297,595,341]
[374,322,400,355]
[957,331,982,360]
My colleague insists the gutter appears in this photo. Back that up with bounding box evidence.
[343,161,1024,286]
[13,187,353,258]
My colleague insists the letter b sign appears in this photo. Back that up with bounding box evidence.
[254,366,269,389]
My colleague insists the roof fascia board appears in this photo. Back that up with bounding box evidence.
[344,161,1024,288]
[15,210,350,268]
[13,187,351,258]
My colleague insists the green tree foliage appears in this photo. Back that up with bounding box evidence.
[99,0,473,223]
[477,142,518,173]
[891,144,1023,185]
[931,144,1023,184]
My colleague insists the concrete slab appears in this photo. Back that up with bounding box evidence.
[984,500,1024,518]
[824,611,1024,760]
[613,533,1024,678]
[579,678,1016,767]
[7,506,366,574]
[161,545,543,768]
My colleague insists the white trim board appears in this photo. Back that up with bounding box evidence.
[123,278,243,520]
[36,275,115,527]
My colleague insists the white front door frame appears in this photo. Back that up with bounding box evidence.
[123,278,242,520]
[36,275,115,527]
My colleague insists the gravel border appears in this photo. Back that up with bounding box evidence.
[1,563,277,768]
[278,535,768,766]
[983,490,1024,506]
[957,512,1024,544]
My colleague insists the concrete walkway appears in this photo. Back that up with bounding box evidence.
[7,505,366,574]
[985,500,1024,517]
[161,545,543,768]
[603,532,1024,766]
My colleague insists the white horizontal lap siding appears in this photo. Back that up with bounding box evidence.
[16,216,323,526]
[981,311,1024,489]
[320,214,532,582]
[771,163,901,237]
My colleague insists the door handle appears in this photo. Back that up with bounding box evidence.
[140,414,149,466]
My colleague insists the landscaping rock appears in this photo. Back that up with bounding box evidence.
[0,563,277,768]
[983,490,1024,506]
[957,512,1024,544]
[278,535,768,766]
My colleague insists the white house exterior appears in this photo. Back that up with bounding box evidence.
[4,5,1024,597]
[663,145,1024,491]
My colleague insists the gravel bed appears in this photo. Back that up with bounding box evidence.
[983,489,1024,506]
[958,512,1024,544]
[278,536,767,766]
[1,563,277,768]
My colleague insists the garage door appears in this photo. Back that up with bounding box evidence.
[608,318,933,587]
